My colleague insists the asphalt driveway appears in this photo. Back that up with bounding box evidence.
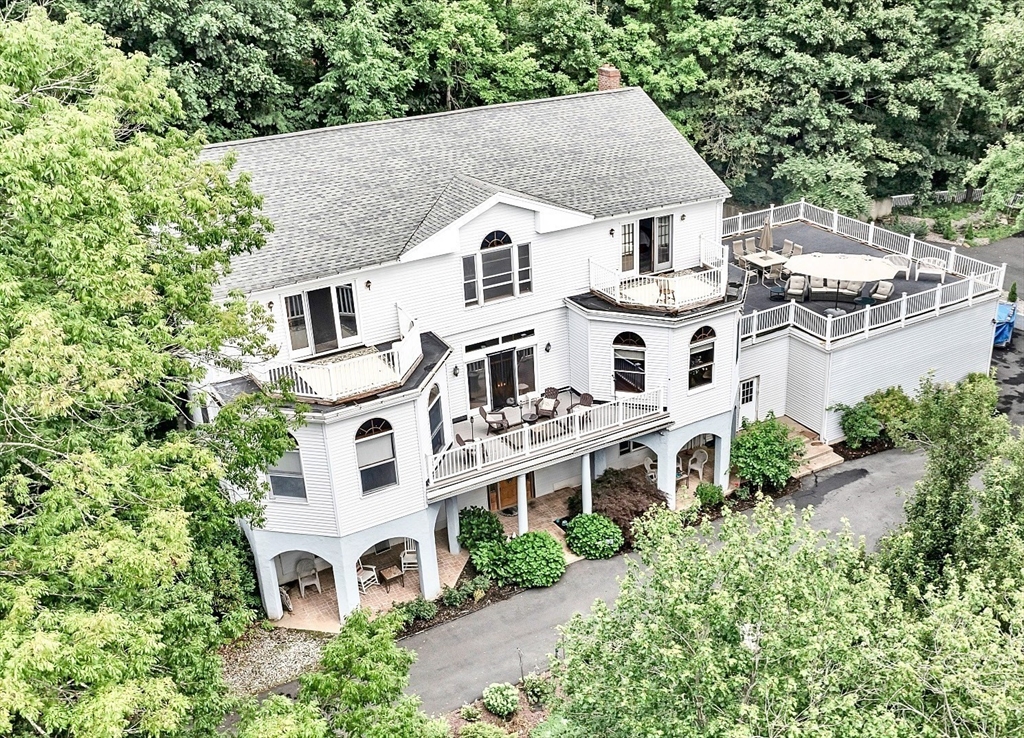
[404,449,921,715]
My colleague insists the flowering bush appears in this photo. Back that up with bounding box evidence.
[565,514,624,559]
[482,682,519,719]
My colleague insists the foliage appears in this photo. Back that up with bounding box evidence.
[548,503,1024,737]
[522,672,554,706]
[458,506,506,550]
[502,532,567,588]
[877,373,1011,603]
[1010,282,1019,303]
[564,513,624,559]
[481,682,520,719]
[235,696,330,738]
[730,413,804,493]
[459,703,482,722]
[0,10,300,737]
[460,723,512,738]
[396,596,439,623]
[968,134,1024,231]
[864,386,916,434]
[469,540,507,580]
[694,482,724,508]
[980,13,1024,126]
[776,153,870,217]
[887,216,931,240]
[440,585,470,607]
[829,400,883,449]
[568,467,666,548]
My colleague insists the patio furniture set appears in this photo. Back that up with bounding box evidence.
[476,388,593,436]
[353,538,419,595]
[644,447,708,484]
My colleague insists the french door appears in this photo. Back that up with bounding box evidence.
[467,346,537,411]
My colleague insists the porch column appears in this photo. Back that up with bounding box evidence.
[657,443,677,511]
[713,435,731,491]
[445,497,461,554]
[417,534,442,600]
[255,555,283,621]
[593,446,608,478]
[335,549,361,619]
[581,453,593,515]
[517,474,529,535]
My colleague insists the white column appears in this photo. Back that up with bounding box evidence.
[445,497,461,554]
[255,555,283,620]
[417,532,441,600]
[713,435,730,491]
[517,474,528,535]
[581,454,593,515]
[336,554,361,619]
[657,445,677,511]
[593,447,609,478]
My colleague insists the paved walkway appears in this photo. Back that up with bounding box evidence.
[404,449,923,715]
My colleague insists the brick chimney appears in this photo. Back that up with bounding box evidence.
[597,64,621,91]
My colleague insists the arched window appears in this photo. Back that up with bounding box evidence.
[463,230,532,305]
[427,385,445,454]
[269,437,306,499]
[613,332,646,393]
[689,326,716,389]
[355,418,397,493]
[481,231,512,249]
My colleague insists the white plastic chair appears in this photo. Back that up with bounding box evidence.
[883,253,911,279]
[296,557,322,598]
[356,560,378,593]
[688,448,709,482]
[916,257,946,283]
[643,456,657,483]
[400,538,418,572]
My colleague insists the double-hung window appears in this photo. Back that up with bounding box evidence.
[463,230,532,306]
[284,283,359,356]
[689,326,716,389]
[269,447,306,500]
[355,418,398,493]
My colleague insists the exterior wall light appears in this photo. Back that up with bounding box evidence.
[545,342,552,353]
[679,213,686,221]
[365,280,372,290]
[453,365,460,376]
[267,301,274,310]
[609,228,615,236]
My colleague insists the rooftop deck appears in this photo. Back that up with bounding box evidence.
[725,202,1005,347]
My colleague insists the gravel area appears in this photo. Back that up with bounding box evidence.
[220,626,333,697]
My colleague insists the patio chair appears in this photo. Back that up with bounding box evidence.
[781,239,794,257]
[791,243,803,255]
[785,275,809,301]
[400,538,418,572]
[643,456,657,483]
[743,237,757,255]
[296,557,321,598]
[916,257,946,283]
[808,275,827,297]
[569,393,594,412]
[535,393,560,419]
[688,448,709,482]
[657,281,676,306]
[356,560,378,594]
[870,280,895,301]
[838,280,864,299]
[479,405,509,435]
[762,264,784,285]
[732,240,747,266]
[542,387,559,399]
[883,253,911,279]
[456,433,486,464]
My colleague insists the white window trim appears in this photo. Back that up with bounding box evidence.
[268,448,308,503]
[464,342,539,410]
[464,241,533,308]
[355,426,400,496]
[284,282,362,360]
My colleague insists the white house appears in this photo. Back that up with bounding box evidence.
[197,79,1006,625]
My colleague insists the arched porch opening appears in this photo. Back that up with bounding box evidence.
[272,549,342,632]
[354,536,430,613]
[673,433,731,505]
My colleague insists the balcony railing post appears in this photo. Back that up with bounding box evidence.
[864,305,871,336]
[900,293,908,326]
[475,443,484,471]
[947,246,957,273]
[968,273,975,305]
[799,197,806,220]
[825,315,833,349]
[907,235,915,261]
[831,209,839,232]
[868,221,875,247]
[617,398,623,426]
[935,285,942,315]
[523,426,531,456]
[750,309,759,344]
[769,203,775,226]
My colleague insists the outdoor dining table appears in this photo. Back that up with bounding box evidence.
[745,251,789,270]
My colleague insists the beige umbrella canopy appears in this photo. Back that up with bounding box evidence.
[785,253,899,307]
[758,220,773,252]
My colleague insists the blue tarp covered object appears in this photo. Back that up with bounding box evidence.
[995,302,1017,348]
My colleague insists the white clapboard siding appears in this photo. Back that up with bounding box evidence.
[674,201,721,269]
[667,310,741,425]
[823,300,997,441]
[737,336,790,420]
[323,402,428,537]
[785,339,829,434]
[263,422,339,536]
[566,308,591,394]
[585,320,672,401]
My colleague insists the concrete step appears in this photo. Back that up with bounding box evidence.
[794,450,844,479]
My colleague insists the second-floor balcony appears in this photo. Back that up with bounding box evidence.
[251,307,423,404]
[427,388,669,493]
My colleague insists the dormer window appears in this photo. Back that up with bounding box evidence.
[284,283,359,356]
[463,230,532,306]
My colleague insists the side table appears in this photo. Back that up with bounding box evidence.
[379,565,405,593]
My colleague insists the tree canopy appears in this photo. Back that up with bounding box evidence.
[0,10,294,737]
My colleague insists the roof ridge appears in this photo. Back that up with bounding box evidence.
[401,174,466,251]
[203,88,642,151]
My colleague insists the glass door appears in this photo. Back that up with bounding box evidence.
[638,217,654,274]
[488,350,516,410]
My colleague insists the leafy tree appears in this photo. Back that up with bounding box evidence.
[547,503,1024,737]
[0,10,294,736]
[235,610,449,737]
[775,153,870,217]
[730,412,803,493]
[968,133,1024,230]
[980,12,1024,126]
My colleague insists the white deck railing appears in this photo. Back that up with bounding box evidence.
[428,389,665,486]
[251,306,422,403]
[589,257,727,312]
[739,273,1001,349]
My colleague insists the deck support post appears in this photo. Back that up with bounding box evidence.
[581,454,593,515]
[446,498,461,554]
[517,474,528,535]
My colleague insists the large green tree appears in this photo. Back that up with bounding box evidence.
[547,503,1024,737]
[0,10,294,736]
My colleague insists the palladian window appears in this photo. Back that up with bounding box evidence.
[463,230,532,306]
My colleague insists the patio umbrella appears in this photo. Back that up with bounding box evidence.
[758,219,773,252]
[784,253,899,307]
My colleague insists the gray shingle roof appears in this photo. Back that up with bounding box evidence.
[204,88,730,294]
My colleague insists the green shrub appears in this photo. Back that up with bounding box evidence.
[459,704,482,722]
[695,482,724,508]
[469,540,506,579]
[440,585,469,608]
[465,575,492,593]
[1009,281,1018,303]
[568,467,666,548]
[888,216,929,239]
[829,400,883,449]
[565,513,623,559]
[482,682,520,719]
[458,506,505,550]
[501,531,566,587]
[864,386,916,434]
[460,723,512,738]
[530,717,572,737]
[964,220,976,242]
[522,672,554,706]
[396,596,438,623]
[731,413,804,493]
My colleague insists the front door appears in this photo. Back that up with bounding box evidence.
[638,217,654,274]
[738,377,759,428]
[488,350,516,410]
[488,474,535,511]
